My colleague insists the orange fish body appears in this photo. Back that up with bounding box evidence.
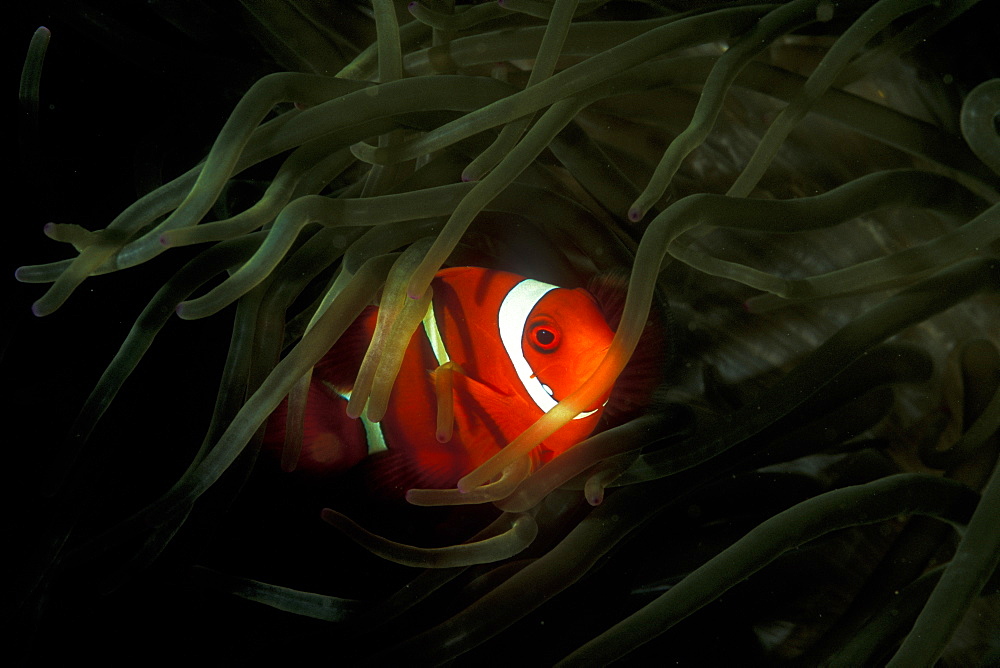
[265,267,616,496]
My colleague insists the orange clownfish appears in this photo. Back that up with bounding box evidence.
[264,267,624,497]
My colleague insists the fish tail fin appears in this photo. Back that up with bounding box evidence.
[314,305,378,388]
[264,380,367,476]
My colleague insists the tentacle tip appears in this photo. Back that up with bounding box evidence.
[31,300,51,318]
[587,491,604,506]
[13,266,29,283]
[158,233,173,247]
[627,206,645,223]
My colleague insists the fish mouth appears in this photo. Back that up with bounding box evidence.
[532,345,613,414]
[580,394,611,416]
[577,345,614,409]
[577,346,614,414]
[535,386,609,418]
[539,385,604,415]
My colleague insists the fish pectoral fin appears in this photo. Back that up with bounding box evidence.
[313,305,377,389]
[451,368,512,401]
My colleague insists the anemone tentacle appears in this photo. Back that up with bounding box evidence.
[13,1,1000,665]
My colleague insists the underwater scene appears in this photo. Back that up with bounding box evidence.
[7,1,1000,665]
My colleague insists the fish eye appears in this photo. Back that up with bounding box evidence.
[527,322,560,352]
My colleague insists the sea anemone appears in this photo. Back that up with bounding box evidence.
[9,1,999,665]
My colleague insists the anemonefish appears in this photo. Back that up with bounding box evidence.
[264,267,657,498]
